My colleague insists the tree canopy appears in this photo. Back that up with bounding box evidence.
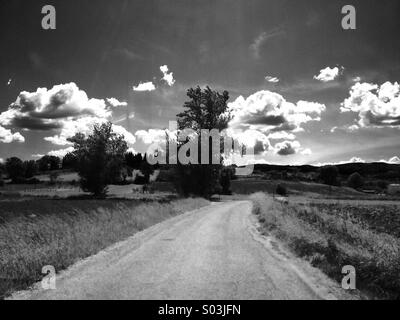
[174,86,232,198]
[68,122,128,197]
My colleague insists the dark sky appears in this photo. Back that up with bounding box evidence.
[1,0,400,164]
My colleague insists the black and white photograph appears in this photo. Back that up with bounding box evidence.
[1,0,400,306]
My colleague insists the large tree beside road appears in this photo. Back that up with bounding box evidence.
[68,122,128,197]
[175,86,232,198]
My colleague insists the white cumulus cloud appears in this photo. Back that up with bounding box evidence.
[160,65,176,86]
[267,131,296,140]
[133,82,156,92]
[300,148,312,155]
[228,90,325,133]
[313,66,343,82]
[0,83,114,130]
[226,128,272,155]
[0,83,135,149]
[274,140,301,156]
[106,98,128,108]
[341,81,400,128]
[136,129,167,145]
[45,116,136,146]
[47,147,75,158]
[227,90,325,157]
[0,125,25,143]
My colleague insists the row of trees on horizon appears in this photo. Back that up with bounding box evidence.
[0,151,154,184]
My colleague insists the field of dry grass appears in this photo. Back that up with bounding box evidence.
[0,197,210,299]
[250,193,400,299]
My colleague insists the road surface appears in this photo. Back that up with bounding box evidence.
[10,201,352,300]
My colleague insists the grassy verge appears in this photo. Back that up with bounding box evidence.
[0,198,209,299]
[250,193,400,299]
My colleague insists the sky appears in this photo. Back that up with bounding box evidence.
[1,0,400,165]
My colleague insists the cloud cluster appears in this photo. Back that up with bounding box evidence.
[45,116,136,146]
[225,128,272,155]
[228,90,325,133]
[267,131,296,141]
[133,89,322,158]
[387,156,400,164]
[314,66,343,82]
[106,98,128,108]
[379,156,400,164]
[0,125,25,143]
[47,147,75,158]
[315,156,366,166]
[341,81,400,128]
[225,90,324,156]
[135,129,168,145]
[132,65,175,93]
[0,83,135,148]
[317,156,400,166]
[274,140,301,156]
[330,124,359,133]
[135,128,180,155]
[160,65,175,86]
[272,140,310,156]
[0,83,115,131]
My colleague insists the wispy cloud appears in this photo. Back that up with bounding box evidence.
[265,76,280,83]
[250,27,285,59]
[111,48,144,61]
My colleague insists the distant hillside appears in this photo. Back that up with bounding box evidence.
[252,162,400,180]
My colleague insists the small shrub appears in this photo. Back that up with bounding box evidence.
[377,180,388,191]
[320,165,339,186]
[347,172,364,189]
[134,174,148,185]
[25,178,41,185]
[49,172,59,185]
[220,168,232,195]
[276,184,287,196]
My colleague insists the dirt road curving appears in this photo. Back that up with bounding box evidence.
[10,201,353,300]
